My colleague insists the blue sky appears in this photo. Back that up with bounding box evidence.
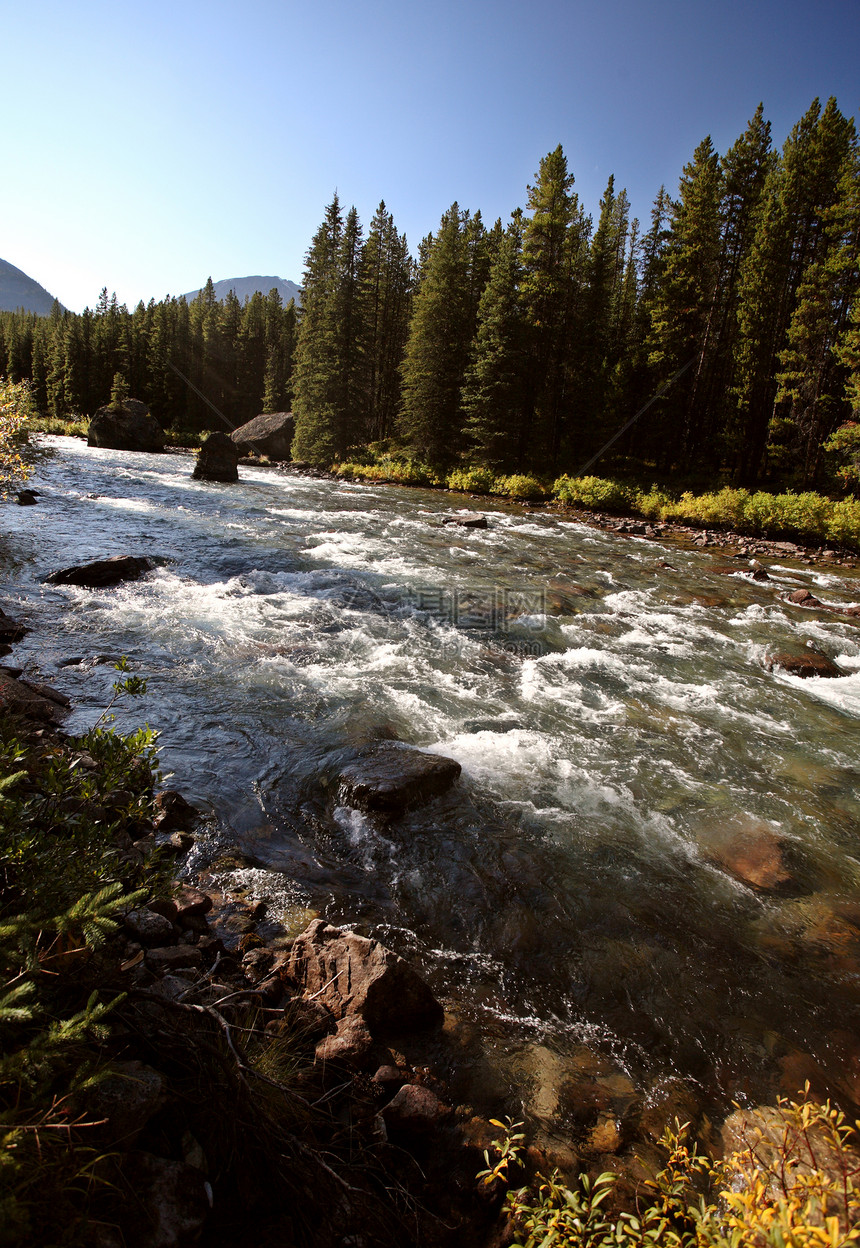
[4,0,858,313]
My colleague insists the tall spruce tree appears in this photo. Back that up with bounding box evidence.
[359,202,413,442]
[399,203,480,465]
[462,214,528,468]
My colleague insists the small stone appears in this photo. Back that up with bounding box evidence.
[146,945,203,971]
[176,887,213,918]
[315,1015,374,1066]
[382,1083,449,1136]
[584,1114,623,1155]
[787,588,823,607]
[767,651,843,679]
[372,1065,405,1090]
[147,899,179,924]
[124,909,177,948]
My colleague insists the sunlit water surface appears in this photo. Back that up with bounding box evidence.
[5,437,860,1127]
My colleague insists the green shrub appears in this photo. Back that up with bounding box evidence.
[446,466,497,494]
[334,456,443,486]
[493,474,550,500]
[827,498,860,547]
[552,474,635,512]
[483,1089,860,1248]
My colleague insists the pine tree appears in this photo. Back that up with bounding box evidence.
[292,195,366,465]
[398,203,479,465]
[359,202,413,442]
[643,136,723,467]
[462,215,527,469]
[520,145,589,469]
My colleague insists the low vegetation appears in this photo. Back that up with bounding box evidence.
[0,378,33,495]
[483,1093,860,1247]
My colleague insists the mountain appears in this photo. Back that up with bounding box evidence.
[0,258,62,315]
[183,275,301,306]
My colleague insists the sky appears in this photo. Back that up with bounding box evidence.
[4,0,859,313]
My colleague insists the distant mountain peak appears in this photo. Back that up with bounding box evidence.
[0,258,63,315]
[183,275,301,306]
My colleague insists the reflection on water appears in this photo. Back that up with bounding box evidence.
[5,436,860,1122]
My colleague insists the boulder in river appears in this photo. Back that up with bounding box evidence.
[16,488,38,505]
[230,411,294,460]
[442,515,488,529]
[88,399,164,453]
[337,741,462,812]
[45,554,155,588]
[192,431,239,482]
[766,650,843,678]
[704,817,794,892]
[0,607,27,644]
[0,669,68,723]
[288,918,444,1036]
[786,588,823,608]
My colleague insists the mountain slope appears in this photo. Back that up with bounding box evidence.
[183,275,301,306]
[0,258,62,315]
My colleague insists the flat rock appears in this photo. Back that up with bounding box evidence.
[442,515,488,529]
[124,908,177,947]
[145,945,203,972]
[231,411,294,460]
[766,650,843,678]
[88,399,164,453]
[337,742,461,813]
[175,887,213,919]
[0,668,67,722]
[288,918,443,1036]
[45,555,155,588]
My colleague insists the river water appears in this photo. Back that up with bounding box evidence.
[5,436,860,1135]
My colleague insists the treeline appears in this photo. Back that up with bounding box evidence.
[0,281,297,431]
[2,97,859,490]
[295,97,860,490]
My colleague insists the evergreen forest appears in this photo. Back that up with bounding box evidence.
[3,97,859,493]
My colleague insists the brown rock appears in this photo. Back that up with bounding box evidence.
[337,742,461,813]
[766,650,843,678]
[315,1014,374,1066]
[288,919,444,1036]
[154,791,200,833]
[786,588,823,607]
[704,818,793,892]
[146,945,203,972]
[0,668,67,723]
[176,887,213,919]
[442,515,489,529]
[382,1083,449,1135]
[0,607,27,644]
[280,996,337,1043]
[45,555,155,588]
[192,431,239,483]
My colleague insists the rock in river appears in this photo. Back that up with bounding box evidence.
[192,431,239,482]
[766,650,843,678]
[337,741,462,812]
[45,554,155,588]
[88,398,164,453]
[288,918,444,1036]
[230,411,294,460]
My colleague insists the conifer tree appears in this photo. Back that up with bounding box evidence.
[359,202,413,442]
[399,204,479,465]
[520,145,588,468]
[462,214,527,468]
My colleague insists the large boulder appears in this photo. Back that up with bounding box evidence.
[288,919,443,1036]
[230,411,294,461]
[88,399,164,453]
[45,554,155,588]
[337,742,462,813]
[192,431,238,483]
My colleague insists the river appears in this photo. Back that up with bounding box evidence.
[4,435,860,1141]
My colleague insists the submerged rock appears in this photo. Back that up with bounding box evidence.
[88,399,164,453]
[192,431,239,482]
[0,607,27,644]
[288,918,443,1036]
[16,488,38,505]
[230,411,294,460]
[337,742,461,812]
[766,650,843,678]
[45,554,155,588]
[704,817,794,892]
